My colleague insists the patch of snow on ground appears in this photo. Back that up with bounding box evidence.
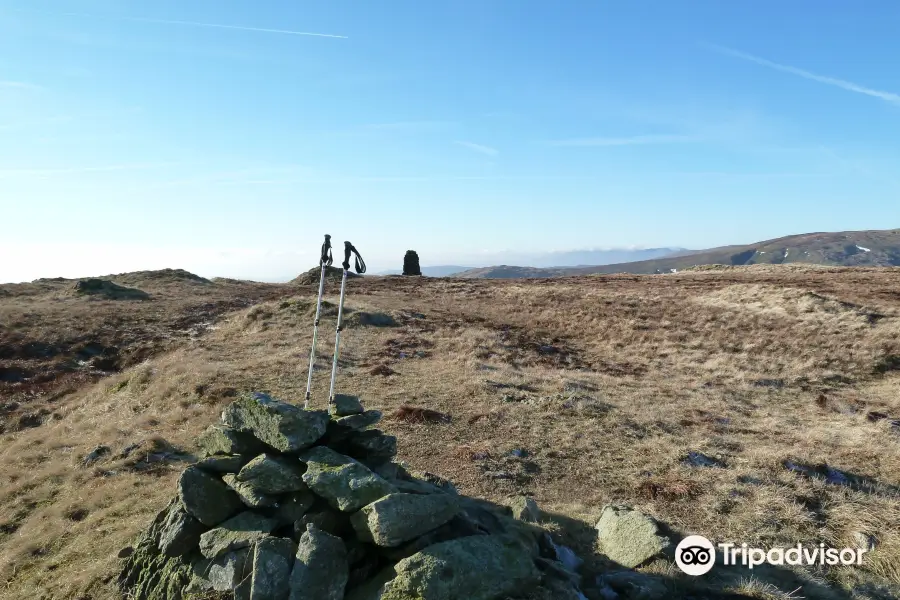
[857,245,871,252]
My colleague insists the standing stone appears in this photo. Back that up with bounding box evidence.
[351,493,461,547]
[199,511,279,559]
[223,474,278,508]
[402,250,422,276]
[595,505,671,568]
[237,454,307,494]
[222,393,329,453]
[288,525,349,600]
[197,424,265,457]
[329,394,365,417]
[178,466,243,527]
[381,535,541,600]
[251,537,296,600]
[158,500,207,557]
[300,446,396,512]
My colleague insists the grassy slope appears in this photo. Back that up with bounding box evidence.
[455,229,900,278]
[1,266,900,598]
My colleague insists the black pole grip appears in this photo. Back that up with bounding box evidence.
[320,234,333,267]
[342,241,352,271]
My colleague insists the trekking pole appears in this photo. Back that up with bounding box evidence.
[304,235,333,408]
[328,241,366,404]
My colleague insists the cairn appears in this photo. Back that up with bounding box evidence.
[402,251,422,277]
[119,392,587,599]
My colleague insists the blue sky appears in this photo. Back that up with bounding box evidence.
[1,1,898,281]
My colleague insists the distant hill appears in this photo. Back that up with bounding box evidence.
[453,229,900,278]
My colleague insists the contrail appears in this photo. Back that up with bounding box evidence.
[705,43,900,105]
[32,10,347,38]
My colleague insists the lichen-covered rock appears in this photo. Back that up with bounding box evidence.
[119,499,194,600]
[333,410,383,432]
[351,493,461,547]
[237,453,307,494]
[223,473,278,508]
[251,537,296,600]
[273,491,315,526]
[196,454,249,473]
[205,548,252,593]
[178,465,243,526]
[337,429,397,465]
[595,505,671,568]
[222,393,329,453]
[381,514,487,562]
[510,496,542,523]
[294,507,350,538]
[300,446,396,512]
[158,500,207,557]
[197,424,266,457]
[380,535,541,600]
[329,394,365,416]
[288,525,349,600]
[199,511,279,559]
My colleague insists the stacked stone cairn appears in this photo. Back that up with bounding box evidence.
[120,392,588,599]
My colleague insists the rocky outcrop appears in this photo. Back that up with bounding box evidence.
[119,391,587,600]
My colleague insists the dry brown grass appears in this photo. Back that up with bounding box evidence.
[1,265,900,598]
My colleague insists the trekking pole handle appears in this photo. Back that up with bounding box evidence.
[320,235,333,267]
[343,241,352,271]
[342,241,367,274]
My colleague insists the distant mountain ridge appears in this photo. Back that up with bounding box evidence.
[453,229,900,278]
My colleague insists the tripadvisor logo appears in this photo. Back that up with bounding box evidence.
[675,536,868,576]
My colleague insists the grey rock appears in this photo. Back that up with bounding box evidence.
[338,429,397,465]
[595,505,671,568]
[510,496,541,522]
[206,549,252,592]
[273,491,316,526]
[196,454,248,473]
[251,536,296,600]
[329,393,365,416]
[351,493,461,547]
[334,410,383,432]
[682,451,726,469]
[178,465,243,527]
[197,424,266,457]
[199,511,279,559]
[223,473,278,508]
[82,445,111,466]
[158,500,206,557]
[237,453,307,494]
[300,446,396,512]
[381,513,486,562]
[222,392,329,453]
[598,571,669,600]
[381,534,541,600]
[288,525,349,600]
[345,566,396,600]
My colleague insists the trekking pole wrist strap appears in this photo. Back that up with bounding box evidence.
[342,241,367,274]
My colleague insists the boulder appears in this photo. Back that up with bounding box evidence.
[380,535,541,600]
[273,491,316,526]
[237,454,307,494]
[595,505,671,568]
[338,429,397,465]
[205,549,252,597]
[199,511,279,559]
[178,466,243,526]
[196,454,249,473]
[222,393,329,453]
[288,525,349,600]
[158,500,207,557]
[333,410,383,432]
[351,493,461,547]
[300,446,396,512]
[329,394,365,417]
[223,474,278,508]
[510,496,542,523]
[197,424,265,457]
[250,537,296,600]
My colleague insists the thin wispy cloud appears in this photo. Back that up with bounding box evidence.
[705,43,900,105]
[454,141,499,156]
[28,10,348,39]
[547,134,696,147]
